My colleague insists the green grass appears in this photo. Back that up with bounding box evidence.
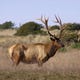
[71,42,80,49]
[0,71,80,80]
[59,47,67,52]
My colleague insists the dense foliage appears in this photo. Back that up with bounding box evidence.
[50,25,59,30]
[0,21,14,29]
[63,23,80,30]
[50,23,80,44]
[15,21,46,36]
[61,30,78,44]
[51,23,80,30]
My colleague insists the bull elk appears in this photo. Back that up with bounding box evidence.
[8,16,64,66]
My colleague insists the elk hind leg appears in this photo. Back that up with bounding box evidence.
[12,54,21,66]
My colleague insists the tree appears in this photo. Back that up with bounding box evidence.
[15,21,46,36]
[63,23,80,30]
[0,21,14,29]
[50,25,59,30]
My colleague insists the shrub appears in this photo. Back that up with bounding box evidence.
[71,42,80,49]
[59,47,67,52]
[15,21,46,36]
[61,30,78,44]
[63,23,80,31]
[50,25,59,30]
[0,21,14,29]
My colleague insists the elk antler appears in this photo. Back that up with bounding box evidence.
[54,15,64,39]
[37,16,55,37]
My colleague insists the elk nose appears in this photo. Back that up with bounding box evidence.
[62,44,65,47]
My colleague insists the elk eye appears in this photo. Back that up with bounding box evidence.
[57,39,61,42]
[50,37,55,41]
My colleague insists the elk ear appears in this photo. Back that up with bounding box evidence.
[50,37,55,41]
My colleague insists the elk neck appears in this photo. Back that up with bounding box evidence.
[42,41,59,63]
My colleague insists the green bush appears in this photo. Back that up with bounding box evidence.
[63,23,80,31]
[71,42,80,49]
[50,25,59,30]
[61,30,78,44]
[15,21,46,36]
[59,47,67,52]
[0,21,14,29]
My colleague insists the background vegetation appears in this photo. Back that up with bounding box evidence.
[15,21,46,36]
[0,20,80,49]
[0,20,80,80]
[0,21,14,29]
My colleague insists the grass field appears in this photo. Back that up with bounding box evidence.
[0,70,80,80]
[0,29,80,80]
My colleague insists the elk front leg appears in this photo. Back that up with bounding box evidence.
[38,60,43,67]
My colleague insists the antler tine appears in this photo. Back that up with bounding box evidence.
[41,16,45,24]
[54,15,64,39]
[58,16,62,26]
[42,16,54,37]
[37,16,55,37]
[55,15,59,23]
[37,16,44,24]
[43,16,56,37]
[55,15,62,26]
[37,16,49,26]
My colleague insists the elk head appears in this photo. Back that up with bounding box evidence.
[38,16,64,48]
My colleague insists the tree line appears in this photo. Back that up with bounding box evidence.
[0,21,14,29]
[0,20,80,30]
[0,20,80,44]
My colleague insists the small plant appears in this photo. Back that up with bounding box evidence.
[59,47,67,52]
[71,42,80,49]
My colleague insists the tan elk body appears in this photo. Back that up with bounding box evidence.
[8,16,64,66]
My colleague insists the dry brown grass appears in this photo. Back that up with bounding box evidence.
[0,45,80,73]
[0,29,80,80]
[0,29,16,36]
